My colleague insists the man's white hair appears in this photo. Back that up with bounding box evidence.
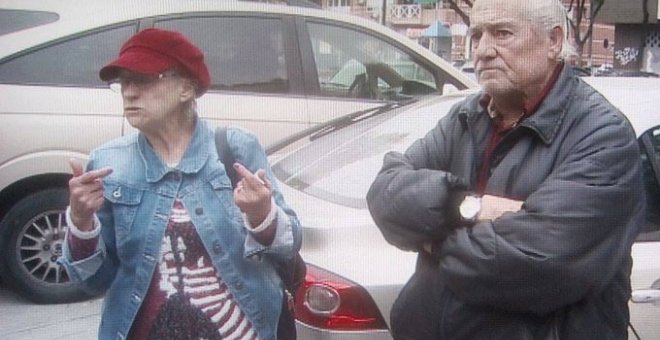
[519,0,577,60]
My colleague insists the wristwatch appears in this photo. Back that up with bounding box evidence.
[459,195,481,224]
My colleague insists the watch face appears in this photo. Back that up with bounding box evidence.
[460,196,481,220]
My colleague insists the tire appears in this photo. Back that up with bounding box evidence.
[1,188,94,304]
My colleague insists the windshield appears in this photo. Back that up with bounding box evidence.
[272,96,465,208]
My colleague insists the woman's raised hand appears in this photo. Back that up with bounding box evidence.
[232,163,272,228]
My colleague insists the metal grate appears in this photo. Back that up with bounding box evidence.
[645,29,660,48]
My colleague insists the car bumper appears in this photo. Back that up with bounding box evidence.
[297,322,392,340]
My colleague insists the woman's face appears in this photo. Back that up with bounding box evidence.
[116,69,192,132]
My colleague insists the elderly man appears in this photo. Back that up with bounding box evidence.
[366,0,646,339]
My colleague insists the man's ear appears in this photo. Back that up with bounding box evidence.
[548,26,563,60]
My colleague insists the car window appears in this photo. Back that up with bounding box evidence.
[155,16,289,93]
[637,125,660,241]
[306,21,437,101]
[0,9,59,35]
[0,24,136,86]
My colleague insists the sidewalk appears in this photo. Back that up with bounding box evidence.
[0,287,102,340]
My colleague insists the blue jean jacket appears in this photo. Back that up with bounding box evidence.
[59,119,302,340]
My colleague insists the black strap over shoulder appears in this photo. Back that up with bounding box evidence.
[214,126,239,188]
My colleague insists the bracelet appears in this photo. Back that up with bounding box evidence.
[243,199,277,234]
[65,206,101,239]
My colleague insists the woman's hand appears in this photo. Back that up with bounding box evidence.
[68,159,112,231]
[232,163,272,227]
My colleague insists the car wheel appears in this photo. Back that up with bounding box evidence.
[1,188,92,304]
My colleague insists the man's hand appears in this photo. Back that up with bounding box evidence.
[68,159,112,231]
[233,163,273,228]
[479,194,523,221]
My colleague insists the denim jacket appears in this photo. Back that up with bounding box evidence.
[59,119,302,340]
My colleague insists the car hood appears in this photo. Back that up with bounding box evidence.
[582,76,660,136]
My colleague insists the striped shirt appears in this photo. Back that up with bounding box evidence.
[129,199,257,340]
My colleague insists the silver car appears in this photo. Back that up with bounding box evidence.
[269,77,660,339]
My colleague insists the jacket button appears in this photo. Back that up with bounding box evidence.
[212,241,223,254]
[235,282,244,290]
[195,207,203,215]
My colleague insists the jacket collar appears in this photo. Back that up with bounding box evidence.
[519,64,576,144]
[460,64,577,145]
[138,119,211,183]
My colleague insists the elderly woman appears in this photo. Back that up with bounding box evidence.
[59,28,302,340]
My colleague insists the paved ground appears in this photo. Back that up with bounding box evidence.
[0,285,102,340]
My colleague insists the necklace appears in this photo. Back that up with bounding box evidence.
[506,110,527,128]
[487,100,526,129]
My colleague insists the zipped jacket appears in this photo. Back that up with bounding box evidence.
[367,66,646,339]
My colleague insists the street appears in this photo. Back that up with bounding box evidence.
[0,284,102,340]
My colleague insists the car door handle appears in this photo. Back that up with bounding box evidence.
[631,289,660,303]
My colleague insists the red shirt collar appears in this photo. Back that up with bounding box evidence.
[479,62,565,116]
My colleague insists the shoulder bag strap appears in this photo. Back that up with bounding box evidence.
[214,126,239,188]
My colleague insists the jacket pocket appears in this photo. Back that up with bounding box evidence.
[208,176,242,225]
[104,182,143,243]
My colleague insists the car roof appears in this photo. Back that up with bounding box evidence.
[0,0,339,50]
[582,76,660,136]
[0,0,475,87]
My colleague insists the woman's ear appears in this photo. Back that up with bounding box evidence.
[179,79,197,103]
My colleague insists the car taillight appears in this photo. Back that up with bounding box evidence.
[293,263,388,331]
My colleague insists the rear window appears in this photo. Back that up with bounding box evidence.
[0,9,59,35]
[155,16,289,93]
[0,24,136,86]
[272,97,462,208]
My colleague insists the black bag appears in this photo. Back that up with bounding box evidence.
[214,127,306,298]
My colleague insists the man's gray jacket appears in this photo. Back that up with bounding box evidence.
[366,65,646,340]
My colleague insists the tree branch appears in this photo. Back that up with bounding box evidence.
[567,0,576,13]
[579,0,603,46]
[446,0,471,26]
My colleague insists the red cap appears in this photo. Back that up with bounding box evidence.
[99,28,210,96]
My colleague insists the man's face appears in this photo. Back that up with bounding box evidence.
[469,0,557,99]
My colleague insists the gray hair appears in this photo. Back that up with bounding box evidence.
[184,99,198,121]
[519,0,577,61]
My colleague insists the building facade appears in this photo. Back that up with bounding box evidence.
[598,0,660,73]
[319,0,614,68]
